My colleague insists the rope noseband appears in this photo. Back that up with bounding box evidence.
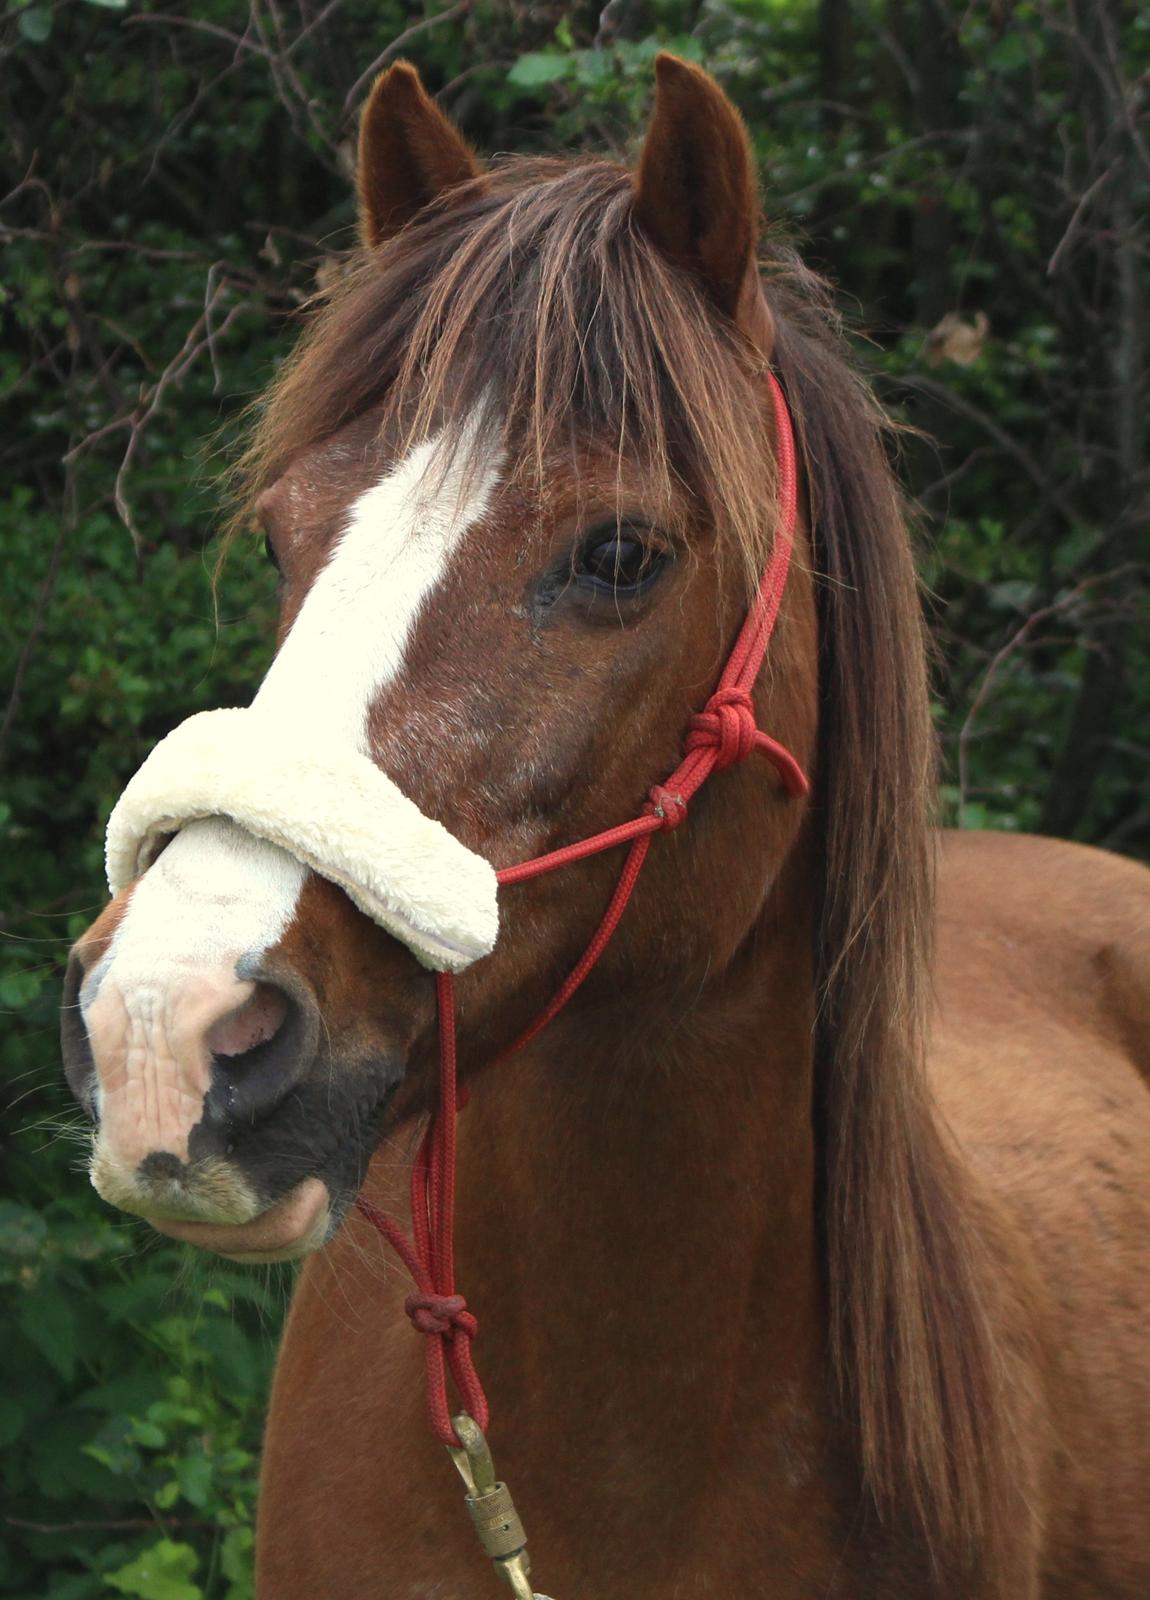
[357,374,810,1484]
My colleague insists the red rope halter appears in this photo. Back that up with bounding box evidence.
[357,372,809,1447]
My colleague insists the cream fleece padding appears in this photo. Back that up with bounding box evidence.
[105,708,499,973]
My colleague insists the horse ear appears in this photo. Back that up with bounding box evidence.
[635,55,765,331]
[357,61,481,249]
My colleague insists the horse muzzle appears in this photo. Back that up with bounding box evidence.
[61,933,389,1260]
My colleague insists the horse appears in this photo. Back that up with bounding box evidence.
[60,54,1150,1598]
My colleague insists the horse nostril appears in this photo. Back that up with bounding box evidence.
[206,978,307,1129]
[207,981,289,1059]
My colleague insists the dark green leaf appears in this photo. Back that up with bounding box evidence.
[18,7,52,42]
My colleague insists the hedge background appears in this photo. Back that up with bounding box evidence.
[2,2,1147,1595]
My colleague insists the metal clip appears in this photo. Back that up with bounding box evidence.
[448,1414,553,1600]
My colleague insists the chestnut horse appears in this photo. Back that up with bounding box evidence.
[62,56,1150,1599]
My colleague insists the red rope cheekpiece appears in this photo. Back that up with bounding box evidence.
[356,373,809,1447]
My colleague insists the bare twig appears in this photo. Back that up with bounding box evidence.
[284,0,347,57]
[203,261,224,391]
[595,0,628,49]
[250,0,341,160]
[111,286,252,547]
[126,4,341,165]
[889,373,1083,531]
[780,130,961,208]
[341,0,473,117]
[124,12,270,59]
[1047,161,1118,276]
[956,567,1139,811]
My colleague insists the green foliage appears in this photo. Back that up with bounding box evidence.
[105,1541,202,1600]
[1,1,1146,1594]
[0,1164,285,1598]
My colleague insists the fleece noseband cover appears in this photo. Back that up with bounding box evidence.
[104,708,499,973]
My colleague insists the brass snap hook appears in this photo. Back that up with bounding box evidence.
[448,1414,554,1599]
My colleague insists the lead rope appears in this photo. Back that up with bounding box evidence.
[356,373,808,1596]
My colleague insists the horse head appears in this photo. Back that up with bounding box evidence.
[61,57,817,1262]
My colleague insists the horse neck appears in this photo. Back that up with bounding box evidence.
[452,832,828,1525]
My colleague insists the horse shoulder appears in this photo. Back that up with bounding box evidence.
[931,829,1150,1595]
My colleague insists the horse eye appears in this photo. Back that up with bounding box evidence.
[575,526,664,594]
[263,534,282,574]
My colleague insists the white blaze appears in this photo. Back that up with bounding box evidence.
[255,422,498,749]
[94,421,500,1002]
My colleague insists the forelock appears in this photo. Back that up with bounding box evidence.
[230,157,779,586]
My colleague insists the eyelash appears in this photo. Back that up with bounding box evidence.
[571,523,668,595]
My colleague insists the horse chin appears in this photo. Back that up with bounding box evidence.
[89,1144,334,1263]
[148,1177,333,1264]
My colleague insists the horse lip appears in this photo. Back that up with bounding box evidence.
[147,1176,331,1262]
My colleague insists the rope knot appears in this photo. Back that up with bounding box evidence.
[685,685,759,770]
[404,1291,477,1340]
[644,784,688,831]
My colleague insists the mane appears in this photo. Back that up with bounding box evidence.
[769,287,1018,1580]
[233,157,1018,1580]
